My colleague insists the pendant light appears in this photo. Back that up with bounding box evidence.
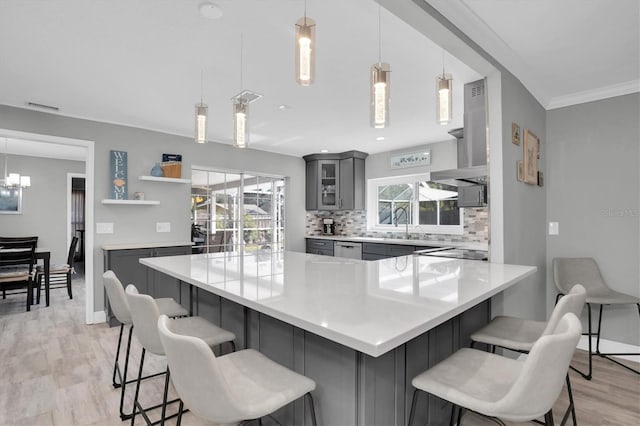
[233,34,249,148]
[2,138,31,189]
[370,5,390,129]
[295,0,316,86]
[436,49,452,125]
[195,70,208,144]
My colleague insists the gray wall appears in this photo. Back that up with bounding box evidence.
[546,93,640,345]
[495,73,548,322]
[365,140,457,179]
[0,105,306,314]
[0,155,84,264]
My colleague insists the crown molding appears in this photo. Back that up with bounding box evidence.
[546,80,640,110]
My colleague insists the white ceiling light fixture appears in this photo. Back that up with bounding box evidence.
[2,138,31,189]
[436,49,453,126]
[370,5,390,129]
[195,70,208,144]
[199,2,223,19]
[232,35,262,149]
[295,0,316,86]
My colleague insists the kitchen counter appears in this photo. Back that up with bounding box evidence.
[141,250,531,357]
[140,250,535,425]
[306,234,488,251]
[101,241,193,251]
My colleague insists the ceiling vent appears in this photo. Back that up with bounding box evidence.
[26,102,59,112]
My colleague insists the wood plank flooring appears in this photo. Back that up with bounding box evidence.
[1,277,638,425]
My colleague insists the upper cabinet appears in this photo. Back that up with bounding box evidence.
[303,150,367,211]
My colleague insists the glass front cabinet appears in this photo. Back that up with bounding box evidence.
[304,151,368,211]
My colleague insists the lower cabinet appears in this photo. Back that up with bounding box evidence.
[305,238,334,256]
[103,245,192,326]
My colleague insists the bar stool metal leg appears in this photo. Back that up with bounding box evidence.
[408,389,419,426]
[594,303,640,375]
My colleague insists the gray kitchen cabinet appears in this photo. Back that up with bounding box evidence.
[103,244,192,326]
[305,238,334,256]
[362,242,423,259]
[303,150,367,211]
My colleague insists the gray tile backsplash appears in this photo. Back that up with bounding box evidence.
[306,208,489,243]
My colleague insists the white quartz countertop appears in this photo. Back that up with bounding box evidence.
[140,251,535,357]
[102,241,193,251]
[306,235,488,251]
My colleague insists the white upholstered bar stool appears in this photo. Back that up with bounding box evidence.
[103,270,189,420]
[470,284,586,426]
[408,313,582,426]
[126,284,236,426]
[554,257,640,379]
[157,314,318,426]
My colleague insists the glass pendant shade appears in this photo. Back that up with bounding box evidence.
[7,173,20,187]
[233,98,249,148]
[195,103,208,144]
[370,63,390,128]
[436,73,452,125]
[295,17,316,86]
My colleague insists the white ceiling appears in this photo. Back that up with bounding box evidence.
[426,0,640,109]
[0,0,481,158]
[1,0,637,161]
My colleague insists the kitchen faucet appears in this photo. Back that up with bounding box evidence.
[393,205,410,240]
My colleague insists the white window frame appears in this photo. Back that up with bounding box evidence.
[366,173,464,235]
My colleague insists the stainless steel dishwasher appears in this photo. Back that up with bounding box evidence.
[334,241,363,259]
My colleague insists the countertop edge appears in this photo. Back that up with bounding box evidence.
[102,241,194,251]
[306,235,488,251]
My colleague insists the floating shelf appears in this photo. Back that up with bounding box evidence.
[139,176,191,184]
[101,199,160,205]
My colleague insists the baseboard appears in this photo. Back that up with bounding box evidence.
[578,336,640,362]
[91,310,107,324]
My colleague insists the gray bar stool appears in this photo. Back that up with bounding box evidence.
[103,270,190,420]
[157,314,318,426]
[408,313,582,426]
[470,284,586,425]
[126,284,236,426]
[554,257,640,379]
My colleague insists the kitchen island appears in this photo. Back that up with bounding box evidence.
[140,250,535,426]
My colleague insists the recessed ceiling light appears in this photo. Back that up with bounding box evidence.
[376,136,385,141]
[278,105,291,110]
[199,2,223,19]
[320,149,329,153]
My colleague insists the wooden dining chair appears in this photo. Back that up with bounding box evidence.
[35,236,78,304]
[0,238,38,311]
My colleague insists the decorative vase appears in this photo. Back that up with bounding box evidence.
[150,163,163,177]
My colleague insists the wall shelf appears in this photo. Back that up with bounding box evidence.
[139,176,191,184]
[101,199,160,205]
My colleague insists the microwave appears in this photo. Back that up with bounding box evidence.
[458,184,487,207]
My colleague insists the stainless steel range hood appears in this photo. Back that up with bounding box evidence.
[430,79,487,185]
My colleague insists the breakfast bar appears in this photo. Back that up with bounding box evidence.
[140,251,536,426]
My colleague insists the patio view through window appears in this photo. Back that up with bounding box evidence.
[191,169,285,255]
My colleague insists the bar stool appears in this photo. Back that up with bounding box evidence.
[126,284,236,426]
[157,314,318,426]
[408,313,582,426]
[554,257,640,379]
[102,270,189,420]
[470,284,586,425]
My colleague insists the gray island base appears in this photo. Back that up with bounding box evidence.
[140,251,536,426]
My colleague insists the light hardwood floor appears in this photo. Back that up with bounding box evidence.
[1,277,638,426]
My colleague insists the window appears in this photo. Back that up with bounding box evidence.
[367,174,463,235]
[191,169,285,254]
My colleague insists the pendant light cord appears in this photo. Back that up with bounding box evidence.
[304,0,307,24]
[442,48,446,78]
[200,69,204,104]
[377,5,382,64]
[240,33,244,90]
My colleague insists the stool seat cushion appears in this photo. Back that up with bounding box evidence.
[585,289,640,305]
[471,316,546,352]
[412,348,522,414]
[155,298,189,318]
[171,316,236,348]
[217,349,316,421]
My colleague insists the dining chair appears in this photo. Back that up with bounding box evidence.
[408,313,582,426]
[553,257,640,379]
[0,238,38,311]
[0,236,38,300]
[157,314,318,426]
[126,284,236,426]
[35,236,78,304]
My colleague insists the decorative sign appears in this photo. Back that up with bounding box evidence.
[110,150,128,199]
[389,150,431,169]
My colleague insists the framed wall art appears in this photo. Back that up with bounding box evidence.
[512,122,521,145]
[523,129,539,185]
[0,184,22,214]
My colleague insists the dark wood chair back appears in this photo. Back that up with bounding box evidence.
[0,239,37,273]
